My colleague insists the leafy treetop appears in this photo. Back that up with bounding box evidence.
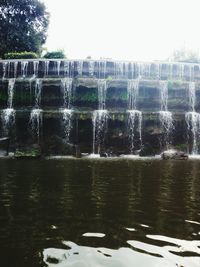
[0,0,49,58]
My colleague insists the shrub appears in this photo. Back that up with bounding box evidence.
[4,52,38,59]
[43,50,66,59]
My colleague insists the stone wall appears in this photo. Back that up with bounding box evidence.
[0,59,199,156]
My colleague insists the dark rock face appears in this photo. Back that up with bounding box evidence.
[161,150,188,160]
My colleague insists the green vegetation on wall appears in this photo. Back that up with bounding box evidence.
[4,52,38,59]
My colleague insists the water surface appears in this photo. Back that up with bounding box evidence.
[0,158,200,267]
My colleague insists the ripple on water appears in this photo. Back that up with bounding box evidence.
[43,236,200,267]
[82,232,105,238]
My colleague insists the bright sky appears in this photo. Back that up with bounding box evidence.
[43,0,200,61]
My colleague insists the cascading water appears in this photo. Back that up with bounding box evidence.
[127,79,139,110]
[1,79,16,135]
[61,78,73,108]
[97,61,107,79]
[30,109,43,139]
[60,78,73,141]
[188,81,196,111]
[92,80,108,155]
[1,109,15,136]
[34,79,42,108]
[159,80,173,149]
[54,61,61,76]
[114,61,124,78]
[97,79,107,110]
[77,61,83,76]
[2,62,8,79]
[92,110,108,155]
[128,110,142,154]
[29,79,43,140]
[62,109,72,142]
[14,62,18,78]
[64,61,70,77]
[21,61,28,77]
[44,61,50,77]
[1,59,200,157]
[185,82,200,154]
[7,78,15,109]
[33,61,39,77]
[127,78,143,154]
[138,63,151,79]
[88,61,95,76]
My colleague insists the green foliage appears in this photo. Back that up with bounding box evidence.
[75,91,97,102]
[0,0,49,58]
[171,48,200,63]
[168,80,183,90]
[43,50,66,59]
[106,76,113,81]
[15,148,41,158]
[4,52,38,59]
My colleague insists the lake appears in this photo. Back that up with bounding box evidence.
[0,158,200,267]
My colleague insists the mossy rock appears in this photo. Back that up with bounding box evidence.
[15,147,41,158]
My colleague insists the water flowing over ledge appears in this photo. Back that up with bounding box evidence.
[1,59,200,156]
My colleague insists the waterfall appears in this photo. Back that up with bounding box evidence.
[127,110,142,154]
[160,80,168,111]
[2,62,8,79]
[127,79,140,110]
[96,61,107,78]
[185,82,200,154]
[1,109,15,136]
[7,79,15,109]
[61,78,73,108]
[97,79,107,110]
[60,78,73,141]
[14,62,18,78]
[64,61,70,77]
[168,64,173,79]
[92,110,108,154]
[159,81,173,148]
[189,65,194,81]
[127,78,142,154]
[30,109,43,140]
[188,81,196,111]
[34,79,42,108]
[77,61,83,76]
[54,61,61,76]
[33,61,39,77]
[44,61,50,76]
[29,79,43,140]
[185,112,200,155]
[100,61,107,79]
[92,80,108,154]
[88,61,95,76]
[114,61,124,78]
[1,79,16,136]
[21,61,28,77]
[178,63,184,80]
[62,109,72,142]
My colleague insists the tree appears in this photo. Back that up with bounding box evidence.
[170,48,200,63]
[0,0,49,58]
[43,50,66,59]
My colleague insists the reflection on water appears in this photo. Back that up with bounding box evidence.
[0,159,200,267]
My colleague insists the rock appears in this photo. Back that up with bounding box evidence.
[161,149,188,160]
[0,137,10,156]
[100,152,108,158]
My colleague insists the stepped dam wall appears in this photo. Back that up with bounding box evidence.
[0,59,200,156]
